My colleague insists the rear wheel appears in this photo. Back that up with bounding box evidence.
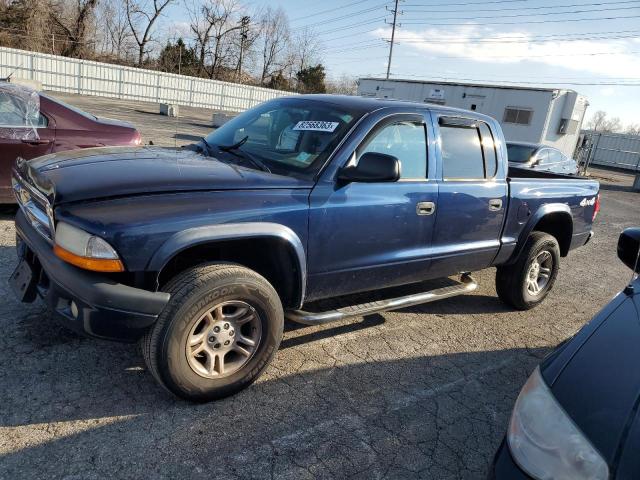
[141,263,283,402]
[496,232,560,310]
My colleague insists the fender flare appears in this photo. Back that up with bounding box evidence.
[148,223,307,308]
[508,203,573,263]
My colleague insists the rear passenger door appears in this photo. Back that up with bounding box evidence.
[429,114,507,277]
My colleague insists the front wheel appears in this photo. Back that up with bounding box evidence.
[141,263,284,402]
[496,232,560,310]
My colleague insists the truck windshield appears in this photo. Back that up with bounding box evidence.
[204,98,365,176]
[507,144,536,163]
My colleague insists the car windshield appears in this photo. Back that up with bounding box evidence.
[507,144,536,163]
[203,98,365,176]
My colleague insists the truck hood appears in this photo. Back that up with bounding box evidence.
[542,285,640,472]
[24,146,312,204]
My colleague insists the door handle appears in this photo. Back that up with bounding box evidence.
[489,199,503,211]
[21,139,51,145]
[416,201,436,216]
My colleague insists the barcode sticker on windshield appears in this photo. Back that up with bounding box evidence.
[293,121,339,132]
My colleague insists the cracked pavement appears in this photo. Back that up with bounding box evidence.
[0,123,637,479]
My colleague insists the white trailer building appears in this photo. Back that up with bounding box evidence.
[357,78,589,158]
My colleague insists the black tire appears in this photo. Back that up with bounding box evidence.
[496,232,560,310]
[141,263,283,402]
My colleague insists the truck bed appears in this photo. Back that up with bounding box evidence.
[507,167,589,181]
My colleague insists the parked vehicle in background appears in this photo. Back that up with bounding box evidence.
[0,83,141,203]
[490,227,640,480]
[10,95,599,402]
[507,141,578,175]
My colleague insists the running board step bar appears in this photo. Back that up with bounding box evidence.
[286,274,478,326]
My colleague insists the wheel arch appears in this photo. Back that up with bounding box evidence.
[148,223,307,309]
[509,204,574,263]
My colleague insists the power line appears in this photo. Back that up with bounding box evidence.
[403,0,640,14]
[291,2,388,31]
[403,0,531,7]
[321,28,640,48]
[402,5,640,22]
[290,0,373,22]
[402,13,640,26]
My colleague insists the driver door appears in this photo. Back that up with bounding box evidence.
[306,113,438,301]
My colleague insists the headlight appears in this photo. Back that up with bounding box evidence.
[508,367,608,480]
[53,222,124,272]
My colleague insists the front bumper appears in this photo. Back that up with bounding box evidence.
[487,439,532,479]
[14,210,170,342]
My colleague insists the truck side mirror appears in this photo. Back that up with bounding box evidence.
[618,228,640,273]
[338,152,400,183]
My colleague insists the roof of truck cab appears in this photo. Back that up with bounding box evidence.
[286,94,489,116]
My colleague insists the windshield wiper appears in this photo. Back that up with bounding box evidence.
[199,137,214,156]
[219,135,249,152]
[216,136,271,173]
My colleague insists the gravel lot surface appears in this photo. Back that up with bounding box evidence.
[0,93,638,479]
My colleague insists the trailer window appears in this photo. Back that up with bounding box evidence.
[503,107,533,125]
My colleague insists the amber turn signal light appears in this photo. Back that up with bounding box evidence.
[54,244,125,272]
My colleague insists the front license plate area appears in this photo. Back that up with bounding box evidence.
[9,259,37,302]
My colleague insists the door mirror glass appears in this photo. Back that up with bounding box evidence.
[618,228,640,273]
[338,152,400,183]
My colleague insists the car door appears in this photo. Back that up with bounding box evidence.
[306,112,438,301]
[0,91,54,201]
[429,114,507,278]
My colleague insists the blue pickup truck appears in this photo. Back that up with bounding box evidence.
[10,95,600,401]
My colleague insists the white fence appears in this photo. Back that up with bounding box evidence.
[0,46,292,112]
[581,131,640,172]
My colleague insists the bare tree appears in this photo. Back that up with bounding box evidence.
[625,124,640,136]
[98,0,134,60]
[0,0,52,53]
[188,0,243,78]
[258,6,290,86]
[50,0,100,58]
[292,27,320,74]
[326,74,358,95]
[125,0,174,66]
[586,110,623,133]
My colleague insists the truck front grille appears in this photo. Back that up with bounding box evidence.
[12,172,54,243]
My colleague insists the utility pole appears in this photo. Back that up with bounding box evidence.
[237,16,250,81]
[385,0,401,80]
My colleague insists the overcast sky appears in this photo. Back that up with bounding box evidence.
[161,0,640,126]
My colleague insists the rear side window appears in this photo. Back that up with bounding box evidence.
[547,149,564,164]
[439,119,498,179]
[440,126,484,179]
[535,149,549,165]
[0,92,26,126]
[479,123,497,178]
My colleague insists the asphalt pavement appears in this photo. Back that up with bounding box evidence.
[0,92,637,479]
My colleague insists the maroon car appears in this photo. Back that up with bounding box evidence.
[0,83,141,203]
